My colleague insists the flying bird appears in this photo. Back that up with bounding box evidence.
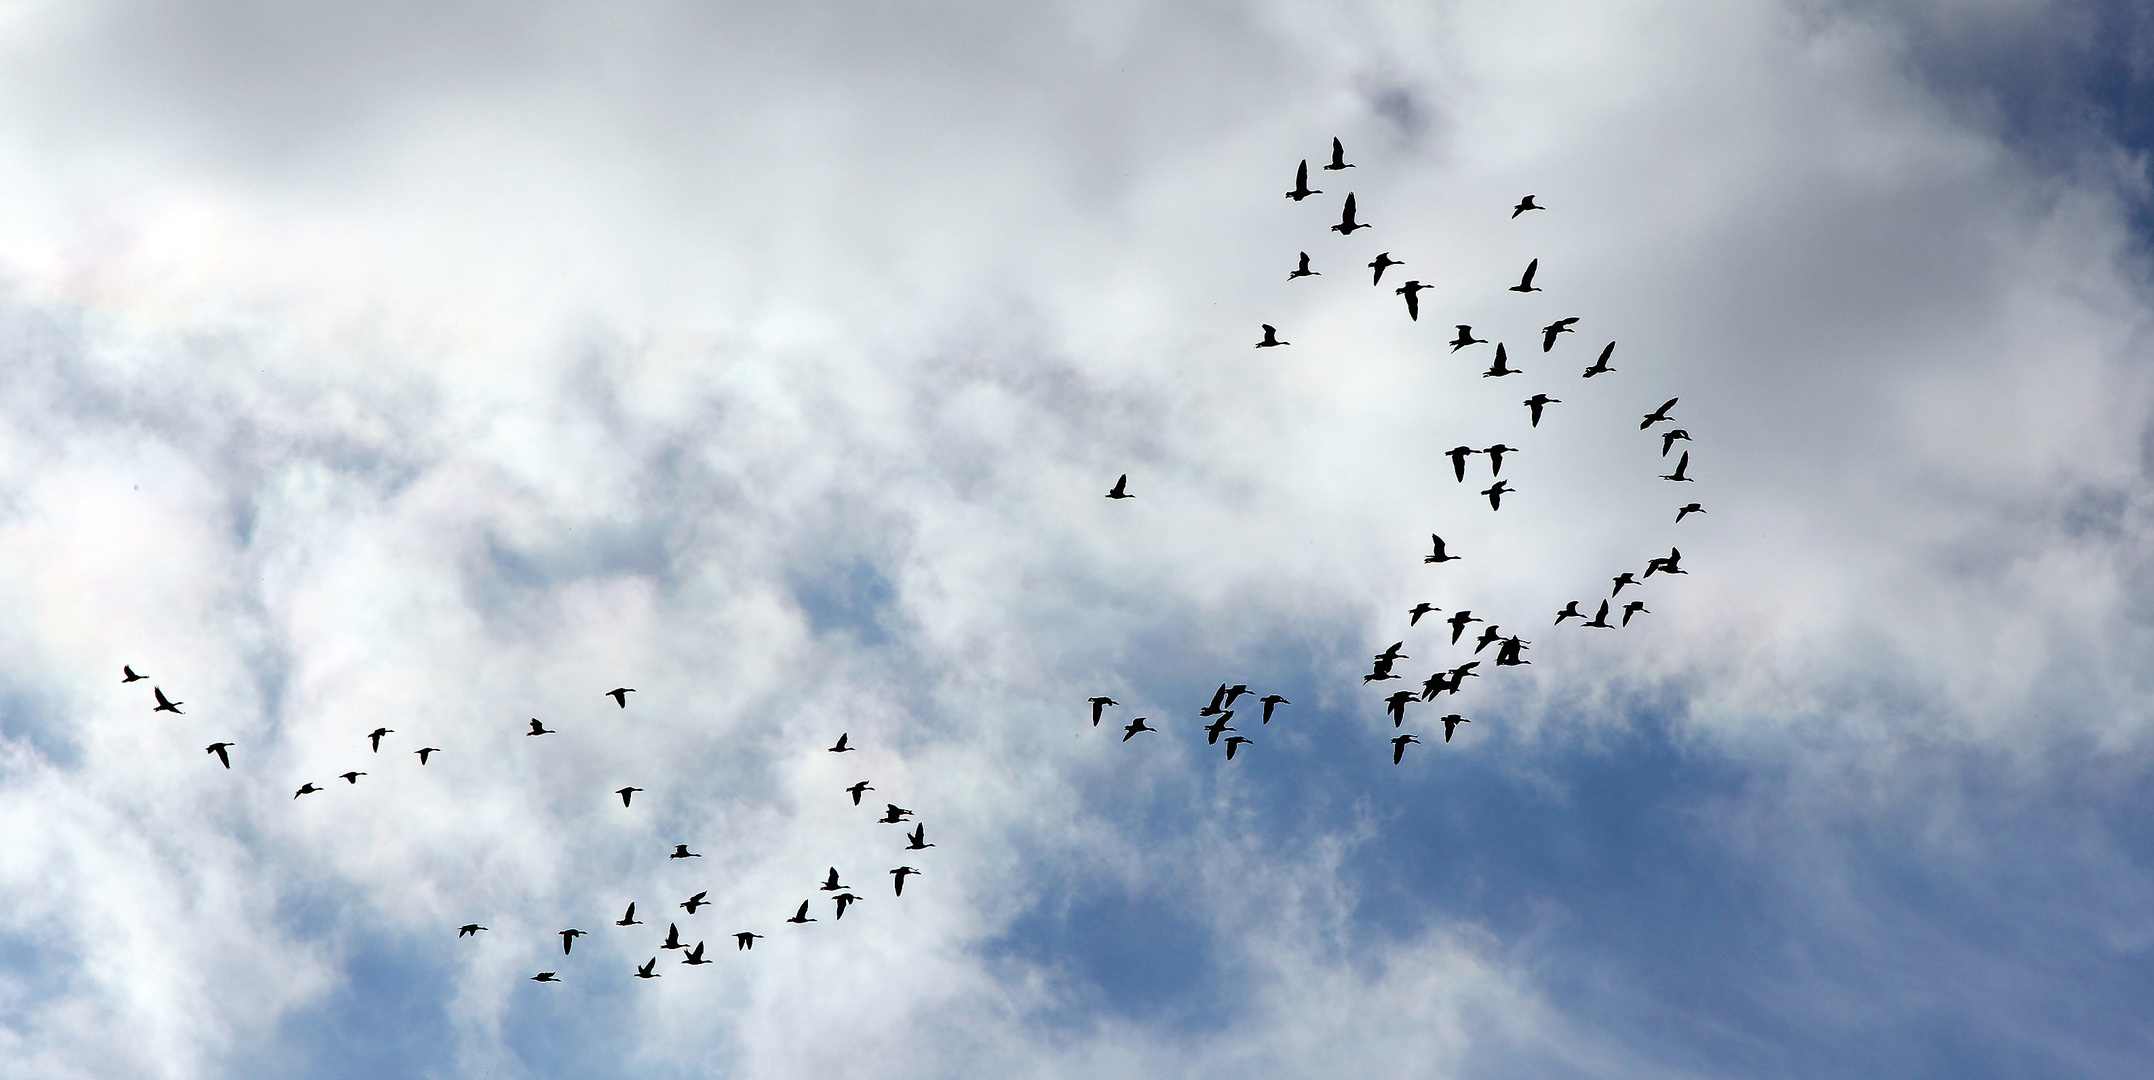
[1324,136,1354,170]
[663,923,685,949]
[205,742,232,769]
[1420,671,1456,701]
[1582,601,1614,629]
[1374,642,1406,663]
[821,867,846,892]
[1661,429,1691,457]
[1449,661,1482,684]
[1660,451,1693,482]
[890,866,920,896]
[1364,656,1399,683]
[1122,717,1154,741]
[682,891,710,913]
[1199,683,1229,716]
[531,972,560,983]
[526,718,552,736]
[1447,610,1481,644]
[1446,446,1479,482]
[1256,324,1288,348]
[1525,394,1560,427]
[1555,601,1584,625]
[828,733,853,753]
[1541,317,1579,352]
[1509,259,1541,293]
[1088,696,1118,726]
[1496,636,1532,667]
[617,903,642,926]
[338,771,365,785]
[833,893,862,920]
[1331,192,1368,234]
[607,688,634,708]
[1622,601,1650,626]
[1392,733,1420,764]
[152,687,182,714]
[670,845,701,859]
[1289,251,1319,280]
[1511,194,1544,217]
[1222,685,1252,708]
[1676,503,1706,523]
[1440,714,1470,742]
[1203,715,1236,744]
[1286,159,1321,201]
[1369,252,1402,284]
[1395,280,1427,321]
[121,666,146,683]
[1449,325,1485,352]
[1611,572,1638,596]
[847,780,874,804]
[1224,735,1252,760]
[1385,690,1415,727]
[634,958,660,979]
[1259,695,1289,723]
[1640,398,1679,429]
[560,928,585,955]
[735,932,763,950]
[879,804,915,824]
[682,942,711,965]
[1105,473,1132,499]
[617,786,643,807]
[458,924,486,938]
[1583,341,1616,377]
[1482,343,1519,377]
[293,783,320,799]
[1474,625,1505,654]
[1483,443,1515,476]
[1425,535,1460,564]
[905,824,935,850]
[1480,480,1513,510]
[1409,602,1439,626]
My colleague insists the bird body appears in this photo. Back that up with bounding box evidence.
[1481,480,1513,510]
[1395,280,1426,321]
[526,718,552,736]
[293,783,320,798]
[1122,717,1153,741]
[848,780,874,804]
[1446,446,1478,482]
[152,687,183,714]
[1385,690,1415,727]
[1483,343,1518,377]
[607,687,635,708]
[458,924,486,937]
[821,867,845,892]
[1661,452,1694,482]
[1449,325,1485,352]
[905,824,935,850]
[560,928,585,954]
[635,958,659,978]
[367,727,393,752]
[1425,535,1460,564]
[1622,601,1649,626]
[1289,251,1319,280]
[670,844,701,859]
[1511,195,1543,217]
[1447,610,1481,644]
[205,742,232,768]
[1583,341,1616,377]
[1555,601,1583,625]
[1483,444,1515,476]
[531,972,559,983]
[414,747,440,764]
[1106,474,1132,499]
[1256,324,1288,348]
[1331,192,1368,234]
[663,923,684,949]
[1661,429,1691,457]
[1259,695,1288,723]
[1611,572,1638,596]
[1203,715,1235,744]
[683,891,710,913]
[1088,696,1118,726]
[735,932,763,950]
[617,903,641,926]
[1677,503,1705,523]
[1369,252,1401,284]
[1474,625,1504,654]
[891,866,920,896]
[1441,714,1470,742]
[617,786,643,807]
[1224,735,1252,760]
[828,733,853,753]
[1408,602,1438,626]
[1640,398,1679,429]
[879,803,914,824]
[1541,317,1579,352]
[1525,394,1560,427]
[1582,601,1614,629]
[1392,734,1420,764]
[1286,159,1321,201]
[1509,259,1541,293]
[833,893,862,919]
[683,942,710,964]
[338,771,365,784]
[121,666,146,683]
[1324,137,1354,170]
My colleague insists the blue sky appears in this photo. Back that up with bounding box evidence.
[1,1,2153,1077]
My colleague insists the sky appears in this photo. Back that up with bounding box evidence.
[1,0,2152,1077]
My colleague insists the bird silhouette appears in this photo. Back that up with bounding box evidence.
[879,803,914,824]
[1363,656,1399,683]
[1640,397,1679,429]
[670,844,701,859]
[847,780,874,804]
[1495,636,1531,667]
[663,923,684,949]
[1481,480,1513,510]
[458,924,486,937]
[617,903,642,926]
[1450,661,1482,684]
[1420,671,1455,701]
[1450,325,1485,352]
[1374,642,1406,663]
[1541,317,1579,352]
[1483,444,1515,476]
[1203,714,1236,744]
[152,687,182,714]
[617,786,642,807]
[1441,714,1470,742]
[1385,690,1415,727]
[293,783,320,798]
[1525,394,1560,427]
[1581,601,1614,628]
[1222,685,1252,708]
[787,901,816,925]
[1331,192,1368,234]
[635,958,660,978]
[1509,259,1541,293]
[1395,280,1427,321]
[1621,601,1650,626]
[338,771,365,784]
[414,746,440,764]
[1660,429,1691,456]
[1611,572,1638,596]
[682,941,711,964]
[121,666,146,683]
[1324,137,1354,170]
[1199,683,1229,716]
[1392,733,1420,764]
[1224,735,1252,760]
[1474,625,1504,654]
[890,866,920,896]
[1425,535,1460,564]
[1289,251,1319,280]
[1646,547,1686,576]
[1511,194,1544,217]
[682,891,710,913]
[1369,252,1402,284]
[526,718,552,736]
[1583,341,1616,377]
[833,893,862,920]
[205,742,232,769]
[1660,451,1693,482]
[1256,324,1288,348]
[820,868,846,892]
[735,932,763,950]
[1105,473,1132,499]
[1122,717,1154,741]
[1088,697,1118,726]
[560,928,585,954]
[828,733,853,753]
[607,688,634,708]
[1555,601,1584,625]
[1286,159,1322,201]
[1259,695,1289,723]
[1446,446,1479,482]
[1483,343,1519,377]
[531,972,560,983]
[1447,610,1482,644]
[1409,602,1439,626]
[905,824,935,850]
[1676,503,1705,522]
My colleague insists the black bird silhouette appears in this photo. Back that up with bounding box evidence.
[1256,324,1288,348]
[1374,642,1406,663]
[1622,601,1649,626]
[607,688,634,708]
[1495,636,1531,667]
[1385,690,1415,727]
[847,780,874,804]
[891,866,920,896]
[1483,343,1519,378]
[1483,444,1515,476]
[617,786,642,807]
[635,958,660,978]
[458,924,486,938]
[205,742,232,768]
[338,771,365,784]
[682,942,711,965]
[1660,429,1691,457]
[1203,715,1236,744]
[1087,697,1118,727]
[1450,661,1482,684]
[152,687,182,714]
[1555,601,1584,625]
[880,803,915,824]
[828,733,853,753]
[1104,473,1132,500]
[1525,394,1560,427]
[122,665,146,683]
[1122,717,1154,741]
[1259,695,1289,723]
[1647,547,1687,576]
[1660,451,1693,482]
[1481,480,1512,510]
[662,923,684,949]
[820,868,845,892]
[1395,280,1427,321]
[833,893,862,919]
[1611,572,1638,596]
[1392,733,1420,764]
[1289,252,1319,280]
[1640,398,1679,429]
[1364,656,1399,683]
[1581,600,1614,629]
[1199,683,1229,716]
[1369,252,1402,284]
[1447,610,1481,644]
[1541,317,1579,352]
[1331,192,1368,234]
[670,845,701,859]
[560,928,585,954]
[1324,137,1354,170]
[682,891,710,913]
[735,932,763,950]
[617,903,642,926]
[531,972,559,983]
[1676,503,1705,523]
[1474,625,1505,654]
[1509,259,1541,293]
[1583,341,1616,377]
[526,718,552,736]
[905,824,935,850]
[293,783,320,798]
[1446,446,1478,482]
[1441,714,1470,742]
[1222,685,1252,708]
[1409,602,1439,626]
[1511,195,1544,217]
[1420,671,1456,701]
[1286,159,1322,201]
[1449,325,1485,352]
[1425,535,1460,564]
[414,747,440,764]
[1224,735,1252,760]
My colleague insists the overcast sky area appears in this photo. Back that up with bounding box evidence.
[2,0,2154,1077]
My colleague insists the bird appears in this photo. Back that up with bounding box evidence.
[293,783,320,799]
[670,844,701,859]
[682,941,711,965]
[847,780,874,804]
[1661,429,1691,457]
[1374,642,1406,663]
[526,718,552,736]
[905,824,935,850]
[663,923,685,949]
[1555,601,1584,625]
[1511,194,1544,217]
[560,928,585,954]
[890,866,920,896]
[1611,572,1638,596]
[1541,317,1579,352]
[1199,683,1229,717]
[414,747,440,764]
[205,742,232,768]
[1289,251,1319,280]
[1446,445,1479,482]
[1441,714,1470,742]
[617,786,642,807]
[1259,695,1289,723]
[735,932,763,950]
[1481,480,1513,510]
[682,891,710,914]
[1581,601,1614,629]
[634,958,660,979]
[1369,252,1402,285]
[1392,734,1420,764]
[1224,735,1252,760]
[879,804,914,824]
[531,972,560,983]
[1622,601,1649,626]
[1447,610,1481,644]
[617,903,642,926]
[1660,451,1693,482]
[1409,602,1439,626]
[1483,443,1515,476]
[1449,661,1482,684]
[833,893,862,920]
[1420,671,1455,701]
[1482,343,1519,377]
[458,924,486,938]
[607,688,634,708]
[1496,636,1532,667]
[121,666,146,683]
[1525,394,1560,427]
[1106,474,1132,499]
[1583,341,1616,377]
[1425,535,1460,564]
[1474,625,1505,654]
[1203,715,1236,744]
[1122,717,1154,741]
[1363,657,1399,683]
[1657,547,1688,575]
[1324,136,1354,170]
[1222,685,1252,708]
[1385,690,1415,727]
[1286,159,1322,201]
[820,868,846,892]
[1331,192,1368,234]
[152,687,182,714]
[1677,503,1705,522]
[338,771,365,785]
[787,901,816,925]
[1640,398,1679,429]
[1395,280,1427,321]
[1509,259,1541,293]
[828,733,853,753]
[1449,325,1485,352]
[1256,324,1288,348]
[1087,697,1119,727]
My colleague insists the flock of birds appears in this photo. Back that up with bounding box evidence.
[130,670,935,984]
[1100,137,1707,765]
